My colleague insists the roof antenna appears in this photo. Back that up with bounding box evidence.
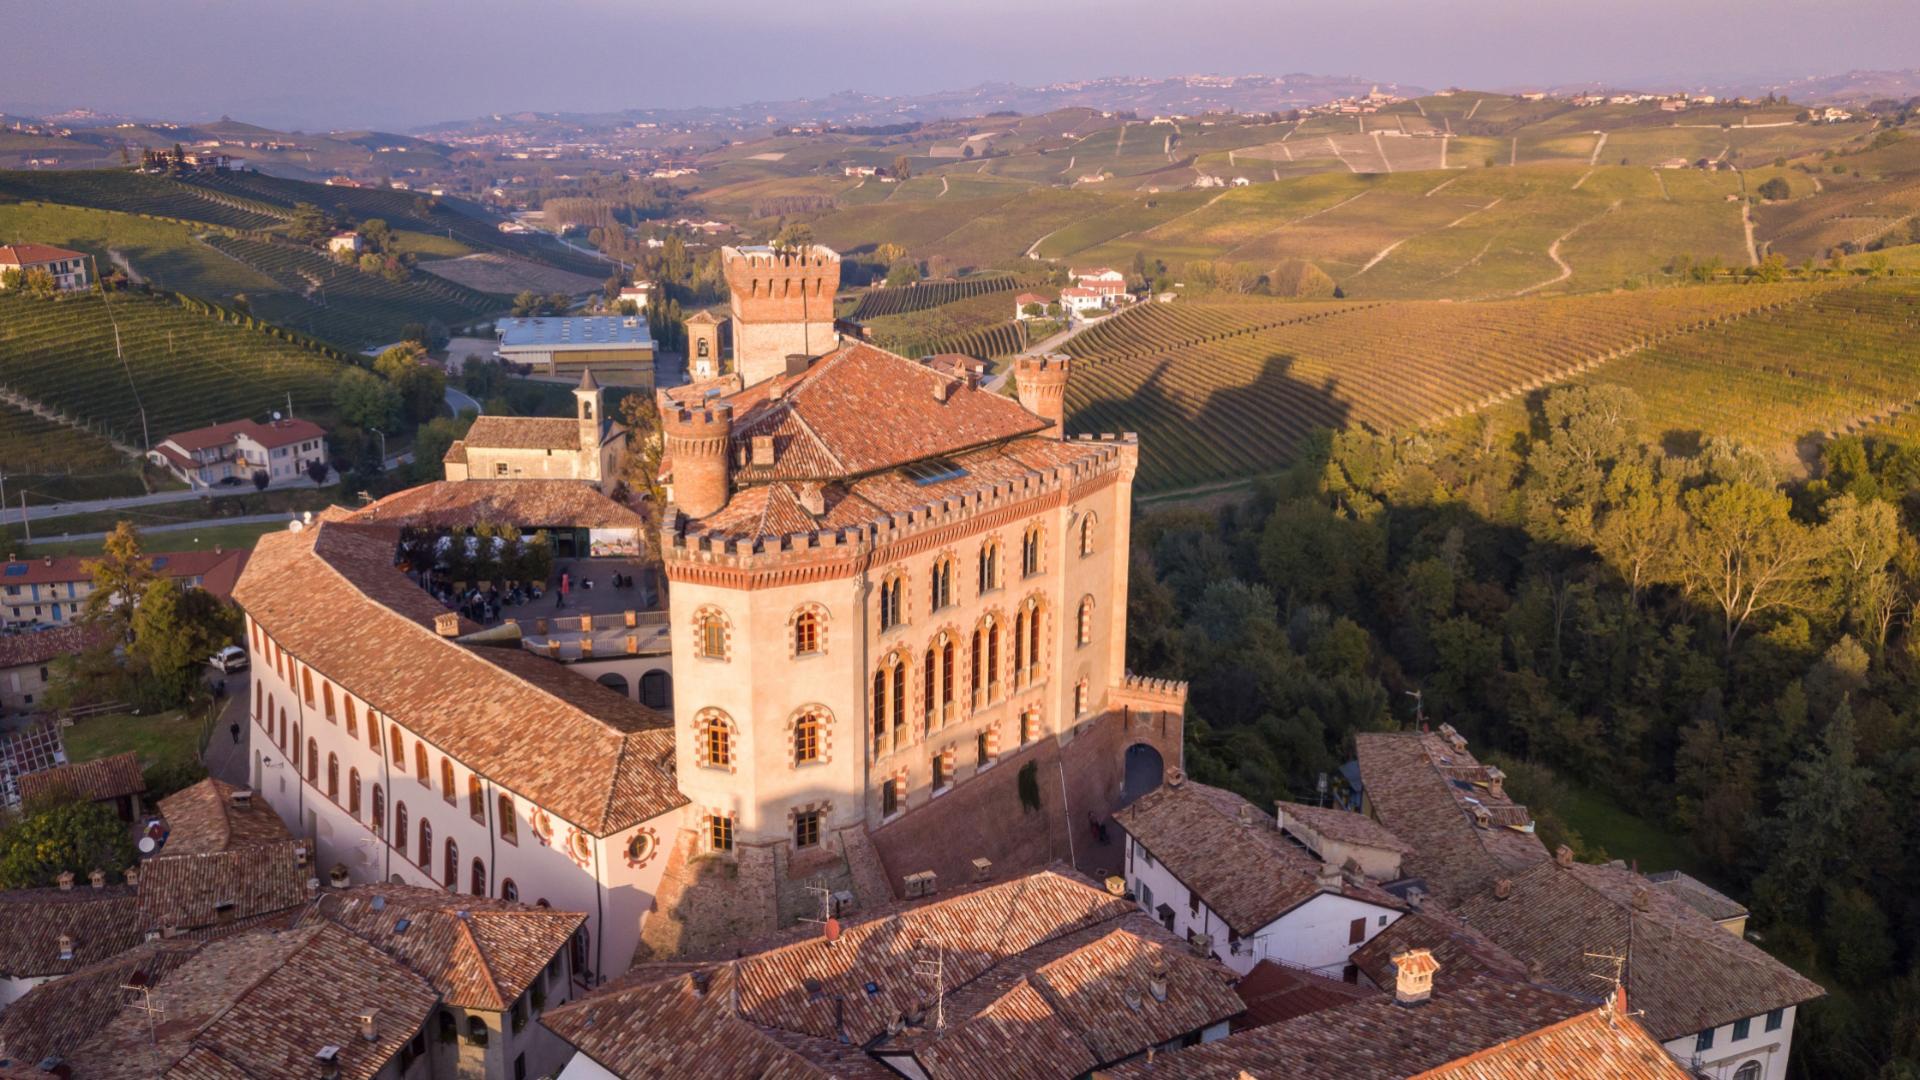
[1406,688,1426,728]
[121,977,166,1046]
[912,941,946,1033]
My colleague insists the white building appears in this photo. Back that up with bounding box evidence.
[0,244,89,292]
[1113,776,1407,977]
[148,417,329,489]
[328,231,362,255]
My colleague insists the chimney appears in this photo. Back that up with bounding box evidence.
[785,353,811,378]
[231,788,253,809]
[751,435,775,467]
[1316,861,1343,891]
[798,483,825,516]
[57,870,74,891]
[358,1012,379,1043]
[1188,932,1212,959]
[124,867,139,887]
[329,864,351,889]
[1555,844,1575,868]
[1493,878,1513,900]
[434,612,460,637]
[1236,803,1253,828]
[1392,949,1439,1006]
[971,857,993,883]
[690,970,711,998]
[315,1046,341,1080]
[1147,957,1169,1003]
[1631,887,1651,912]
[932,378,951,404]
[57,933,75,961]
[88,869,105,889]
[1485,767,1506,800]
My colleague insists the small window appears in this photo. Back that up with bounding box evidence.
[468,775,485,822]
[1732,1017,1751,1042]
[794,611,819,655]
[1080,513,1097,557]
[441,759,457,805]
[794,713,822,765]
[703,714,732,768]
[1696,1030,1715,1053]
[1189,889,1200,915]
[709,814,734,853]
[444,837,459,889]
[978,541,1000,593]
[932,753,949,792]
[496,463,510,477]
[794,810,822,849]
[977,732,990,767]
[1075,680,1090,717]
[349,769,362,816]
[882,778,900,817]
[698,613,727,659]
[415,743,429,783]
[1348,917,1366,945]
[498,794,517,844]
[1765,1009,1783,1032]
[1078,596,1094,646]
[502,878,519,903]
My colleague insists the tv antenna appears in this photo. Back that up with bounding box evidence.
[911,942,946,1033]
[122,976,167,1046]
[1406,688,1425,726]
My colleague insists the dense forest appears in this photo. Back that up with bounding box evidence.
[1128,385,1920,1078]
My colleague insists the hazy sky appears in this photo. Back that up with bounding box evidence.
[6,0,1917,130]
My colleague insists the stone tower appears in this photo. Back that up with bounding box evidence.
[660,403,732,518]
[722,244,840,387]
[1014,355,1071,438]
[685,309,723,380]
[574,368,603,482]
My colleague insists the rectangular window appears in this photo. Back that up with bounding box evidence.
[933,754,948,792]
[1695,1030,1714,1053]
[794,810,821,848]
[709,814,733,853]
[1348,917,1366,945]
[1765,1008,1784,1032]
[1188,889,1199,915]
[882,779,899,817]
[977,732,990,767]
[1732,1018,1751,1042]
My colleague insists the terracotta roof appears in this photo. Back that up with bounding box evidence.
[0,623,111,668]
[1103,969,1590,1080]
[299,884,586,1010]
[232,521,682,835]
[156,778,292,855]
[1350,909,1531,989]
[0,243,84,265]
[461,414,591,452]
[0,884,143,979]
[65,923,439,1080]
[1231,959,1377,1030]
[1456,856,1824,1040]
[0,938,202,1065]
[17,750,147,806]
[1111,780,1402,937]
[0,546,250,599]
[1646,869,1750,923]
[713,339,1048,488]
[1353,731,1548,905]
[351,478,645,530]
[1411,998,1694,1079]
[135,839,314,934]
[1276,799,1415,854]
[546,867,1244,1079]
[159,417,326,453]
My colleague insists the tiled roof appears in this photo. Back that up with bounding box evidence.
[17,750,146,806]
[0,243,84,265]
[1646,868,1750,923]
[1350,909,1530,989]
[1410,998,1694,1078]
[1231,959,1377,1030]
[231,520,682,835]
[462,414,591,451]
[0,939,202,1064]
[156,778,292,855]
[1111,779,1402,937]
[546,867,1244,1079]
[135,839,314,934]
[0,547,249,598]
[0,884,143,978]
[1276,799,1415,854]
[159,417,326,453]
[351,478,645,530]
[1456,856,1825,1040]
[65,923,439,1080]
[0,623,111,668]
[1353,731,1548,905]
[1103,969,1589,1080]
[300,884,585,1010]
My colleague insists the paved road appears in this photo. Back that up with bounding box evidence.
[25,512,294,545]
[203,670,252,788]
[446,385,483,416]
[2,478,324,526]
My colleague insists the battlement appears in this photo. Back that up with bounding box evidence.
[660,433,1138,578]
[1016,354,1072,436]
[1112,670,1190,711]
[1014,354,1072,378]
[662,403,735,437]
[723,244,842,315]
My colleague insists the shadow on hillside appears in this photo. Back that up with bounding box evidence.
[1065,353,1351,490]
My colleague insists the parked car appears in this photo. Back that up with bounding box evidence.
[208,645,249,673]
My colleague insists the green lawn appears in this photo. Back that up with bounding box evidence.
[61,707,206,771]
[27,520,291,557]
[1557,782,1707,879]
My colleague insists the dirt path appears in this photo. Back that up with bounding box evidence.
[1513,201,1619,296]
[1571,169,1595,191]
[1440,135,1451,169]
[1588,131,1608,166]
[1447,197,1502,227]
[939,176,950,198]
[1741,201,1759,266]
[1436,239,1494,281]
[1812,175,1824,193]
[1510,137,1519,166]
[1357,237,1411,275]
[1425,175,1460,197]
[1651,168,1672,201]
[1114,122,1127,157]
[1466,98,1483,121]
[1371,131,1393,173]
[1281,119,1304,142]
[1414,99,1427,117]
[1327,137,1359,173]
[1279,142,1294,161]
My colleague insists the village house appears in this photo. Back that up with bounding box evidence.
[1060,285,1108,315]
[443,370,627,493]
[328,230,362,256]
[1014,290,1054,319]
[148,416,329,489]
[0,243,90,291]
[1,546,250,629]
[0,624,107,713]
[16,751,147,823]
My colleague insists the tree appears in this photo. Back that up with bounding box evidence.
[1757,176,1792,201]
[1754,700,1870,923]
[1578,461,1683,604]
[374,344,447,426]
[892,155,912,181]
[886,261,921,287]
[287,202,336,246]
[771,222,814,258]
[0,799,137,889]
[81,522,156,636]
[252,469,270,492]
[617,391,666,516]
[305,459,330,485]
[127,577,204,705]
[1674,482,1820,649]
[411,414,474,484]
[356,218,391,255]
[332,368,404,432]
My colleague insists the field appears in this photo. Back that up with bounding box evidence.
[0,291,346,451]
[202,234,499,347]
[61,708,206,774]
[0,399,146,504]
[0,200,278,298]
[1063,282,1841,492]
[0,168,286,230]
[416,253,605,295]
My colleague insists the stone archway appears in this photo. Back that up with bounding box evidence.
[1121,743,1164,807]
[596,672,631,698]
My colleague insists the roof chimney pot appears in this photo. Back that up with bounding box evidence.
[57,870,74,891]
[358,1011,379,1042]
[1391,948,1439,1006]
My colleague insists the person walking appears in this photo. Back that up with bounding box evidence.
[229,721,241,745]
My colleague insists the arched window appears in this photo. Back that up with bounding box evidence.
[444,837,459,888]
[278,709,287,750]
[471,857,487,896]
[501,878,519,903]
[326,753,339,801]
[696,609,728,660]
[1022,525,1043,577]
[1022,707,1040,745]
[468,775,485,822]
[639,670,671,709]
[349,768,362,817]
[414,743,429,784]
[373,785,386,837]
[978,540,1000,593]
[1028,600,1042,675]
[305,737,317,784]
[1013,609,1028,681]
[419,818,433,873]
[1075,678,1090,717]
[367,711,380,753]
[323,683,336,722]
[390,725,405,766]
[923,634,956,728]
[344,697,357,738]
[794,610,820,656]
[794,711,823,765]
[440,758,457,805]
[698,710,735,769]
[929,556,954,611]
[254,681,262,721]
[498,794,517,844]
[394,801,409,851]
[302,667,315,707]
[1080,512,1097,557]
[1078,595,1095,647]
[871,653,908,756]
[878,574,904,631]
[987,619,1001,695]
[1732,1063,1761,1080]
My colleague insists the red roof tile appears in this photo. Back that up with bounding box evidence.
[0,243,85,266]
[351,478,645,530]
[156,778,292,855]
[17,750,147,806]
[0,623,112,669]
[1354,731,1548,905]
[0,547,249,599]
[1411,999,1694,1078]
[0,884,144,979]
[1231,960,1377,1030]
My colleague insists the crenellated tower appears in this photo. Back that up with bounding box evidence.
[1014,355,1071,438]
[660,403,732,518]
[722,244,840,386]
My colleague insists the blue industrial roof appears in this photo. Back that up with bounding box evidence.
[496,315,654,352]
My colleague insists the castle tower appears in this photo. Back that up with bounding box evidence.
[722,244,840,387]
[1014,355,1071,438]
[660,402,732,518]
[685,309,723,380]
[575,367,602,463]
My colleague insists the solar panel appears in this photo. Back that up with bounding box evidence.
[3,564,25,577]
[901,458,968,486]
[150,557,169,570]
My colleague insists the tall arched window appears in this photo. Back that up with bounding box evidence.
[978,540,1000,593]
[373,785,386,837]
[278,709,287,750]
[1075,678,1090,716]
[323,683,336,722]
[468,775,485,823]
[390,725,405,766]
[1080,512,1097,557]
[1014,608,1028,682]
[394,801,408,851]
[414,743,429,783]
[929,556,954,611]
[498,794,517,844]
[794,610,819,656]
[444,837,459,889]
[470,857,486,896]
[349,768,362,817]
[699,710,734,769]
[1078,595,1095,647]
[440,758,457,805]
[1028,600,1042,676]
[879,574,904,631]
[696,609,728,660]
[794,711,823,765]
[872,653,908,756]
[344,698,357,738]
[501,878,519,902]
[305,737,317,784]
[367,711,380,753]
[1022,525,1043,577]
[326,753,339,801]
[923,634,956,727]
[419,818,433,873]
[254,681,262,721]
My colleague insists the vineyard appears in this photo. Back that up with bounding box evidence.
[903,321,1028,362]
[0,292,346,452]
[1592,282,1920,449]
[849,275,1026,319]
[0,169,287,231]
[1063,298,1370,364]
[203,234,499,347]
[0,399,146,503]
[1063,282,1842,492]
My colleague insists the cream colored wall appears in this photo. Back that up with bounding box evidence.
[729,317,836,386]
[463,445,599,484]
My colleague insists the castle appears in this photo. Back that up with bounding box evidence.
[706,243,841,385]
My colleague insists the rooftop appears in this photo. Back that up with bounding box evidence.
[159,416,327,453]
[497,315,654,351]
[1275,799,1415,855]
[135,838,314,934]
[0,546,250,597]
[16,750,146,806]
[352,478,644,530]
[458,414,609,453]
[0,882,143,980]
[1231,960,1376,1030]
[155,777,293,856]
[1111,779,1402,938]
[0,623,112,669]
[1410,998,1694,1079]
[0,243,85,266]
